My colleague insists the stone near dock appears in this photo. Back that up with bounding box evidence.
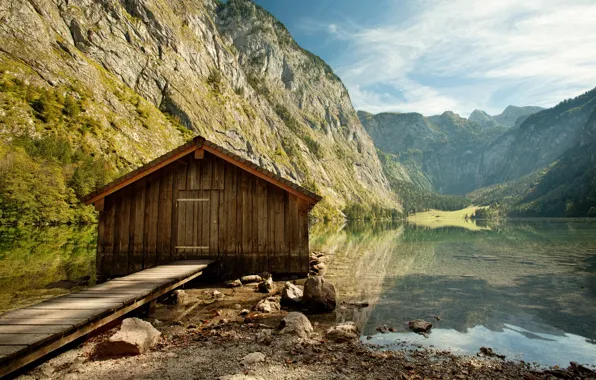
[240,352,266,366]
[302,276,337,312]
[97,318,160,356]
[281,282,303,304]
[326,322,360,342]
[408,319,433,334]
[226,279,242,288]
[254,296,281,313]
[278,312,313,339]
[212,290,225,300]
[257,276,275,293]
[240,274,263,284]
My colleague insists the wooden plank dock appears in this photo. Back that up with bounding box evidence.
[0,260,213,378]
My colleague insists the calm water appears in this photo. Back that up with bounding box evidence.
[312,219,596,367]
[0,225,96,313]
[1,220,595,367]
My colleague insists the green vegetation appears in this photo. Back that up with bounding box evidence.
[342,203,401,221]
[378,151,472,215]
[0,135,114,225]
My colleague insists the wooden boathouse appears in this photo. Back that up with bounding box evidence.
[82,136,322,279]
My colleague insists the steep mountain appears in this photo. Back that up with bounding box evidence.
[470,106,596,217]
[359,110,506,194]
[361,88,596,217]
[0,0,397,224]
[469,105,543,129]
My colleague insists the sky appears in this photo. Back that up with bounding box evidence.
[252,0,596,117]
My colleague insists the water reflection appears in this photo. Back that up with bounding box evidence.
[0,225,97,313]
[312,219,596,367]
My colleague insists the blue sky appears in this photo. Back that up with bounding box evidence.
[252,0,596,116]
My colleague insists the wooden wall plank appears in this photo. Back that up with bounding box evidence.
[209,190,220,257]
[200,189,210,257]
[273,187,285,273]
[200,154,212,190]
[172,162,188,261]
[213,154,225,190]
[157,168,174,264]
[298,199,309,273]
[288,194,300,273]
[114,190,131,276]
[96,205,106,278]
[144,177,159,269]
[129,180,145,273]
[256,179,268,271]
[226,164,238,255]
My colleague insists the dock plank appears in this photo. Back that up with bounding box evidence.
[0,260,213,378]
[0,333,56,346]
[0,325,72,334]
[0,318,83,326]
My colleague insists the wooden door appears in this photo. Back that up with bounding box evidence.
[175,190,210,258]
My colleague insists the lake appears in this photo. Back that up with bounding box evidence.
[1,219,595,367]
[313,219,596,368]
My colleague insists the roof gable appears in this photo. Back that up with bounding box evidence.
[82,136,322,206]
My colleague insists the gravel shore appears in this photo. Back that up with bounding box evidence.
[16,281,596,380]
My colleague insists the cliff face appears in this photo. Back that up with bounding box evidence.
[359,110,506,194]
[469,105,544,129]
[361,89,596,217]
[0,0,397,222]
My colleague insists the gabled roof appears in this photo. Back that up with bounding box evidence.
[82,136,322,206]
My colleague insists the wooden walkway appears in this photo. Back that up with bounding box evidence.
[0,260,213,378]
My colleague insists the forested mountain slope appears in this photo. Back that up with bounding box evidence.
[0,0,397,224]
[361,88,596,217]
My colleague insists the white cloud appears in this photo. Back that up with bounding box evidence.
[325,0,596,116]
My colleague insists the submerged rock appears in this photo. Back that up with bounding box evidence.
[302,276,337,312]
[326,322,359,342]
[478,347,506,359]
[97,318,160,356]
[281,282,303,305]
[408,320,433,334]
[278,312,313,339]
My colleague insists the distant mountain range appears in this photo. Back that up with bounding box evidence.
[360,91,596,217]
[468,105,544,129]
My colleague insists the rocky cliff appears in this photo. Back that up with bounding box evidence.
[469,105,543,129]
[0,0,397,223]
[359,110,505,194]
[361,88,596,217]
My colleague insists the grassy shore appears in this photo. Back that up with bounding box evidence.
[407,206,490,230]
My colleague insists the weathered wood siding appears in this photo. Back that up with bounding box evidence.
[97,151,310,278]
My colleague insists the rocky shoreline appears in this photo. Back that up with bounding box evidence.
[16,254,596,380]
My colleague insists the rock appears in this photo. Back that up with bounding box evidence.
[278,312,313,339]
[325,322,359,342]
[254,296,280,313]
[241,352,266,366]
[302,276,337,312]
[97,318,160,356]
[239,309,250,316]
[220,375,265,380]
[240,275,263,283]
[256,329,272,344]
[257,277,275,293]
[172,289,188,305]
[478,347,506,359]
[281,282,303,304]
[212,290,224,300]
[226,279,242,288]
[376,325,390,333]
[408,320,433,334]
